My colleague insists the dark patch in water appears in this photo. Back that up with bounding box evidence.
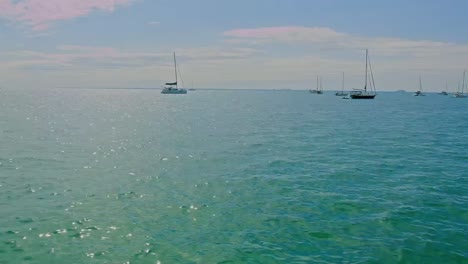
[16,217,34,224]
[308,231,333,239]
[70,233,81,238]
[332,201,363,213]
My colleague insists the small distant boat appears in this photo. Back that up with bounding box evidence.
[309,76,323,94]
[350,49,377,99]
[335,72,348,96]
[188,81,196,91]
[453,70,467,98]
[413,76,425,96]
[439,82,448,95]
[161,52,187,94]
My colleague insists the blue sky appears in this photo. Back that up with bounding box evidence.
[1,0,468,91]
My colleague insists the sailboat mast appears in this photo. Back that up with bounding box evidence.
[463,70,466,94]
[364,49,368,92]
[342,72,344,91]
[173,52,178,88]
[316,76,319,91]
[419,76,422,92]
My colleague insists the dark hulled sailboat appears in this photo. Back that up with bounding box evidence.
[350,49,377,99]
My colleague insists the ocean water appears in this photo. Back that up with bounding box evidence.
[0,88,467,264]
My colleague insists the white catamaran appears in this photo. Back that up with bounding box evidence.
[161,52,187,94]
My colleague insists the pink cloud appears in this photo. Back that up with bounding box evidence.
[0,0,132,30]
[224,26,305,38]
[224,26,345,41]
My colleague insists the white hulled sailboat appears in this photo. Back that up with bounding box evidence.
[161,52,187,94]
[335,72,348,96]
[453,71,467,98]
[309,76,323,94]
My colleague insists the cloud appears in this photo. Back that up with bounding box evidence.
[222,26,468,89]
[0,45,268,89]
[2,46,165,70]
[224,26,346,45]
[2,45,261,69]
[2,26,468,91]
[223,26,468,58]
[0,0,132,30]
[148,21,160,26]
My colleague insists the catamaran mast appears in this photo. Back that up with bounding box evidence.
[364,49,368,92]
[173,52,178,88]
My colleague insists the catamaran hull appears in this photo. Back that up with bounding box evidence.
[161,88,187,94]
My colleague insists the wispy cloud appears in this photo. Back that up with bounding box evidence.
[223,26,468,58]
[224,26,346,45]
[222,26,468,88]
[148,21,160,26]
[0,0,133,31]
[0,45,262,74]
[2,26,468,91]
[2,46,164,70]
[0,44,267,88]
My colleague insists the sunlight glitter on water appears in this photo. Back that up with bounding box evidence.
[0,89,467,263]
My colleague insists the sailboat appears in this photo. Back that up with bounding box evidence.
[350,49,377,99]
[414,76,425,96]
[453,70,467,98]
[335,72,348,96]
[439,81,448,95]
[161,52,187,94]
[319,77,324,94]
[309,76,323,94]
[188,81,196,91]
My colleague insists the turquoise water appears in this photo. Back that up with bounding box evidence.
[0,88,467,263]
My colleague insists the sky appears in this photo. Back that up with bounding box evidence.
[1,0,468,91]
